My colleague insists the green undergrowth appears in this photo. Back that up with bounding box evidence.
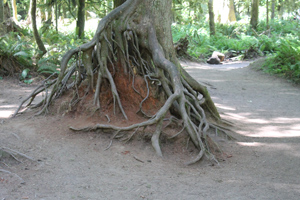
[0,32,33,68]
[262,39,300,84]
[172,19,300,84]
[0,27,94,79]
[1,18,299,84]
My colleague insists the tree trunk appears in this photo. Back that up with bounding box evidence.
[233,0,240,20]
[278,0,283,19]
[31,0,47,57]
[113,0,125,9]
[228,0,236,22]
[208,0,215,36]
[76,0,85,39]
[0,0,4,35]
[250,0,259,29]
[11,0,17,21]
[55,0,58,32]
[46,0,52,22]
[16,0,224,165]
[271,0,275,20]
[0,0,3,23]
[266,0,269,29]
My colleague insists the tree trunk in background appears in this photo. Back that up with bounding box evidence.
[0,0,12,35]
[0,0,4,35]
[46,0,52,22]
[233,0,240,20]
[76,0,85,39]
[0,0,3,23]
[208,0,215,35]
[40,1,46,21]
[250,0,259,29]
[113,0,126,9]
[271,0,275,20]
[55,0,58,31]
[266,0,269,29]
[228,0,236,22]
[31,0,47,58]
[11,0,17,21]
[278,0,283,19]
[27,0,32,23]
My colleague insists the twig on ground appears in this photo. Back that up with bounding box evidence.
[133,156,144,163]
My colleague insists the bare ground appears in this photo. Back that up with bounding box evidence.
[1,59,300,200]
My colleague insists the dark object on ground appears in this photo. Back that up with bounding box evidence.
[207,51,225,64]
[207,57,221,64]
[174,37,189,57]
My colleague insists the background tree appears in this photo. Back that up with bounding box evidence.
[214,0,236,23]
[278,0,283,19]
[228,0,236,22]
[76,0,85,38]
[250,0,259,29]
[0,0,3,23]
[266,0,269,29]
[11,0,17,21]
[271,0,275,20]
[208,0,215,35]
[113,0,125,8]
[0,0,10,35]
[0,0,4,35]
[31,0,47,57]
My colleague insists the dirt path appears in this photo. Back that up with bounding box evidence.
[1,60,300,200]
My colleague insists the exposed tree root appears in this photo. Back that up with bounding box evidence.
[0,147,35,162]
[14,0,231,165]
[0,147,33,184]
[0,169,25,184]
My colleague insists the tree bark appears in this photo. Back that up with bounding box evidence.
[11,0,17,21]
[113,0,125,9]
[271,0,275,20]
[0,0,4,35]
[250,0,259,30]
[278,0,283,19]
[31,0,47,57]
[266,0,269,29]
[46,0,52,23]
[228,0,236,22]
[55,0,58,32]
[208,0,215,36]
[76,0,85,39]
[0,0,3,23]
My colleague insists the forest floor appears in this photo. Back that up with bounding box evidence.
[1,58,300,200]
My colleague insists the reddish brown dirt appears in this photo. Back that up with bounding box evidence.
[57,64,168,129]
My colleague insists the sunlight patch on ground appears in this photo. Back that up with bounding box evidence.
[249,125,300,138]
[215,103,236,111]
[0,104,19,119]
[0,110,14,118]
[237,142,263,147]
[226,112,300,138]
[0,105,18,109]
[0,99,18,118]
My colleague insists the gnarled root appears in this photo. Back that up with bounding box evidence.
[14,0,228,165]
